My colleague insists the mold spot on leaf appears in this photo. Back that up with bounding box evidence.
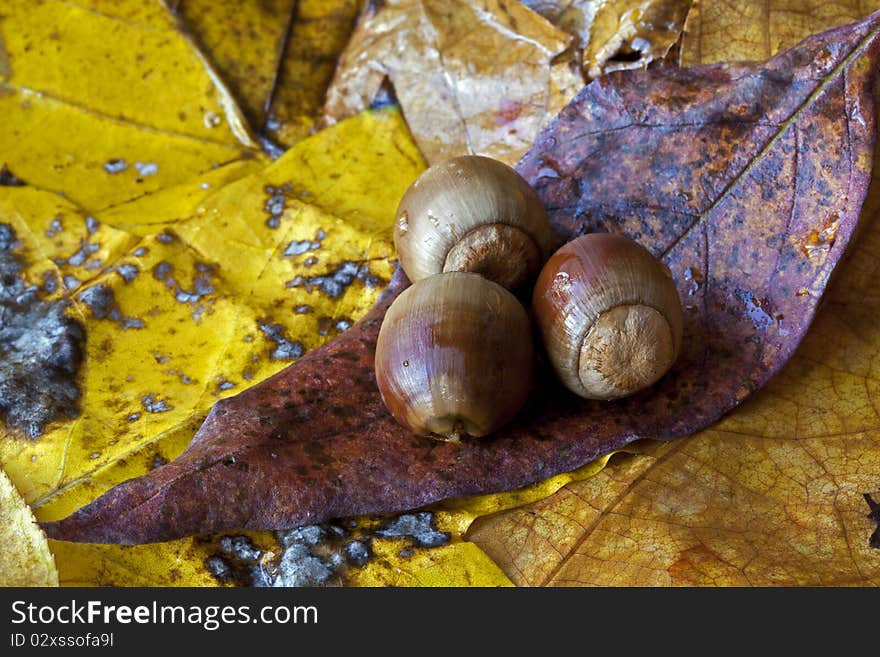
[45,217,63,237]
[737,291,774,331]
[78,284,145,330]
[258,321,305,361]
[0,224,83,438]
[283,229,326,257]
[285,261,385,298]
[115,263,139,283]
[263,183,293,229]
[375,512,450,548]
[205,535,267,587]
[141,393,172,414]
[134,161,158,177]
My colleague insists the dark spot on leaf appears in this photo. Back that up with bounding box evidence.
[286,261,385,298]
[78,284,144,330]
[0,224,83,438]
[263,184,293,229]
[115,263,138,283]
[258,321,305,360]
[141,393,172,414]
[0,165,27,187]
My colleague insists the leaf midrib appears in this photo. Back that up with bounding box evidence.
[661,20,880,260]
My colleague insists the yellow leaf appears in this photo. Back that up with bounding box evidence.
[0,0,259,211]
[174,0,360,147]
[322,0,583,166]
[0,466,57,586]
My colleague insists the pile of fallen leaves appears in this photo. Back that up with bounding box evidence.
[1,0,879,587]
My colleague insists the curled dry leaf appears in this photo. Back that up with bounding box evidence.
[523,0,692,78]
[43,14,880,545]
[0,466,57,586]
[321,0,583,166]
[172,0,361,148]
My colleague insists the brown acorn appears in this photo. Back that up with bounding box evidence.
[533,233,684,400]
[375,272,533,440]
[394,155,554,291]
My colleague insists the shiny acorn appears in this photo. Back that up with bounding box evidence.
[532,233,684,400]
[375,272,533,440]
[394,155,554,290]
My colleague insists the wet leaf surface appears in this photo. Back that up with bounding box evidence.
[43,14,880,544]
[321,0,583,166]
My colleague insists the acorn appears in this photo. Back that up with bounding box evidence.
[394,155,554,290]
[375,272,533,440]
[532,233,684,400]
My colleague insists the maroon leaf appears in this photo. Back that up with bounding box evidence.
[45,13,880,544]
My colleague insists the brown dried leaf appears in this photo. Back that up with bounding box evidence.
[321,0,583,165]
[523,0,692,78]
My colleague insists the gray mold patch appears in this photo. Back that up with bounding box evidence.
[258,321,304,360]
[0,224,84,438]
[286,261,385,298]
[78,283,145,330]
[263,183,294,229]
[376,512,450,548]
[141,393,172,414]
[215,379,235,393]
[53,218,104,273]
[205,513,450,587]
[151,260,217,323]
[205,535,271,587]
[317,316,354,337]
[115,263,139,283]
[46,218,63,237]
[283,229,326,257]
